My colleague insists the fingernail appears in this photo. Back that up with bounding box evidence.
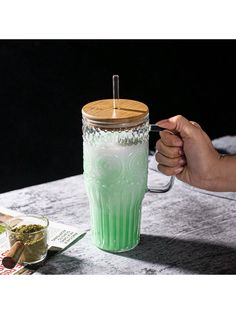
[179,158,186,165]
[179,149,184,155]
[175,140,183,146]
[157,119,169,127]
[175,167,183,174]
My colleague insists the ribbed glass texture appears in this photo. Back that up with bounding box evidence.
[83,119,149,252]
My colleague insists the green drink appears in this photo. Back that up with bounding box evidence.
[83,140,148,252]
[82,96,174,252]
[82,98,150,252]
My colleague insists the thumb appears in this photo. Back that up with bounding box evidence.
[157,115,200,139]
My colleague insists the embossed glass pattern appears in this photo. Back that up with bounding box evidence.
[83,119,149,252]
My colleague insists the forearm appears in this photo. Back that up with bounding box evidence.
[211,155,236,192]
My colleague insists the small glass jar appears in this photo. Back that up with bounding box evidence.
[5,215,49,265]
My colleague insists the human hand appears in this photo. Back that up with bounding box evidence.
[155,115,221,190]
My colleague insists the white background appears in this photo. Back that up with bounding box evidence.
[1,1,236,313]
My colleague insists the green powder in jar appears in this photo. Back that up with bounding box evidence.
[9,224,48,264]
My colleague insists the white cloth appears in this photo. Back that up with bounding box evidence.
[212,135,236,154]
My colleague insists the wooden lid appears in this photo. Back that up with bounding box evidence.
[82,99,149,128]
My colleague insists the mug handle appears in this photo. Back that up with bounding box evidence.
[148,176,175,193]
[148,124,175,193]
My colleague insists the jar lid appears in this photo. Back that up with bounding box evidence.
[82,99,149,128]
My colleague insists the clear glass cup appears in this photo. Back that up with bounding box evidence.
[4,215,49,265]
[83,116,173,252]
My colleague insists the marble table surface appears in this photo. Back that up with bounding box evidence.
[0,163,236,275]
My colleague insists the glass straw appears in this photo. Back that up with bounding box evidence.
[112,74,119,109]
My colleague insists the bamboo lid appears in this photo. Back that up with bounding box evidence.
[82,99,149,128]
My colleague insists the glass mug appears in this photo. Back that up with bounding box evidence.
[82,99,174,252]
